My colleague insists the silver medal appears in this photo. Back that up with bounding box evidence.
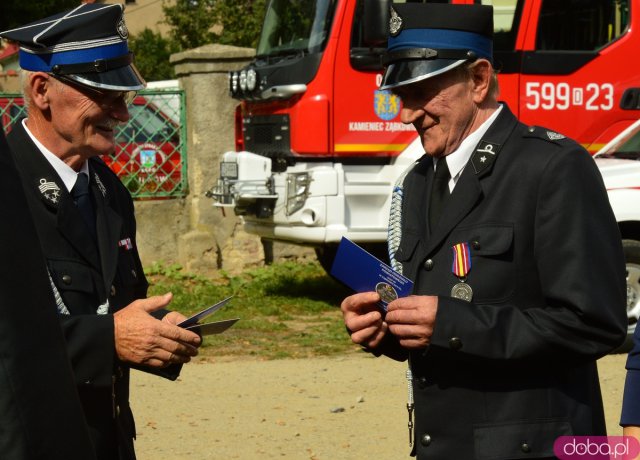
[451,282,473,302]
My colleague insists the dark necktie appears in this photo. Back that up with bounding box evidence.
[428,159,451,231]
[72,173,97,240]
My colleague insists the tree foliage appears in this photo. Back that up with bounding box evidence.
[129,28,180,81]
[162,0,266,50]
[211,0,266,48]
[0,0,81,31]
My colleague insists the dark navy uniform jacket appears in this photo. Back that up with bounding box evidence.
[386,105,626,459]
[622,326,640,426]
[7,122,179,460]
[0,129,96,459]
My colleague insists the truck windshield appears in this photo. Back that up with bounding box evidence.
[257,0,336,57]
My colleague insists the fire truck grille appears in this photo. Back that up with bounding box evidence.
[243,114,290,157]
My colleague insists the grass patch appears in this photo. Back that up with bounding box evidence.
[145,260,360,360]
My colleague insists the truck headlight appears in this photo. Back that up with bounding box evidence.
[286,172,311,216]
[239,70,247,92]
[246,68,257,91]
[230,71,239,94]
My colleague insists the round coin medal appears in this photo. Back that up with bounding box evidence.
[451,282,473,302]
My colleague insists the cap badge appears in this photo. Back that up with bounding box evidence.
[117,17,129,40]
[38,178,61,205]
[389,6,403,37]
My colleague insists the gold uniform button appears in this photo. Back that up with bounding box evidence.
[62,274,72,285]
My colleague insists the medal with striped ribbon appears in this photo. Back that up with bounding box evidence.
[451,242,473,301]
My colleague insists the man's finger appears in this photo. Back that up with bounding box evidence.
[345,309,383,332]
[341,292,380,314]
[159,322,202,346]
[137,293,173,313]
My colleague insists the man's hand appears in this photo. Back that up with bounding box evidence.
[161,310,188,326]
[114,293,202,368]
[385,295,438,349]
[340,292,387,349]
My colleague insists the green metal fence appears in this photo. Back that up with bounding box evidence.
[0,88,187,199]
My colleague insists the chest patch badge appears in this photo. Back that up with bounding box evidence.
[38,178,61,205]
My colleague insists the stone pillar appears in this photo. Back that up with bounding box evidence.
[170,44,258,273]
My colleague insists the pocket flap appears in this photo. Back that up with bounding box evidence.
[474,419,572,460]
[394,232,420,262]
[48,260,94,294]
[451,223,513,256]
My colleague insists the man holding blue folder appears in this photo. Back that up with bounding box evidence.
[340,3,626,459]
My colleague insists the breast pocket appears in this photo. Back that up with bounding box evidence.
[48,259,95,295]
[47,259,99,314]
[449,223,514,304]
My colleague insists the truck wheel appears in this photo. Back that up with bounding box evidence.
[616,239,640,353]
[315,242,390,276]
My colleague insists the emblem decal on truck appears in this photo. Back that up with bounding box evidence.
[374,90,401,121]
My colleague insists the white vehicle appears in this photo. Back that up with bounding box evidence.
[594,119,640,351]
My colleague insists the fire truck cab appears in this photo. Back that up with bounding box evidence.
[209,0,636,269]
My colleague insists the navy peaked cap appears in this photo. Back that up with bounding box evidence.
[381,3,493,90]
[0,3,145,91]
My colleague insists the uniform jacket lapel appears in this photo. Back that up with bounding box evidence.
[422,106,520,257]
[90,163,122,297]
[402,156,432,243]
[8,123,101,269]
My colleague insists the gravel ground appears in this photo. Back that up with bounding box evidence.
[130,352,628,459]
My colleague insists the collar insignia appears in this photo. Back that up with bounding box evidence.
[389,6,403,37]
[471,141,501,174]
[93,172,107,198]
[38,178,61,205]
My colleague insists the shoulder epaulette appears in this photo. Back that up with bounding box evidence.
[523,126,568,144]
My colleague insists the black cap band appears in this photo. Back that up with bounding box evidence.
[51,53,133,75]
[383,48,477,66]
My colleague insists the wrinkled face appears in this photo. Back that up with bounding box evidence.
[46,76,131,158]
[393,68,478,158]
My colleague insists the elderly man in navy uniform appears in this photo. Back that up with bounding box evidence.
[0,129,95,460]
[0,4,201,460]
[340,3,627,459]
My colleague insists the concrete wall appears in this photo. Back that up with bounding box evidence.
[134,44,314,274]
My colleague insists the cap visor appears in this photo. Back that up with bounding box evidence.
[380,59,466,91]
[67,63,146,92]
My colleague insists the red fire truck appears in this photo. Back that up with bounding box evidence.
[211,0,636,261]
[210,0,639,347]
